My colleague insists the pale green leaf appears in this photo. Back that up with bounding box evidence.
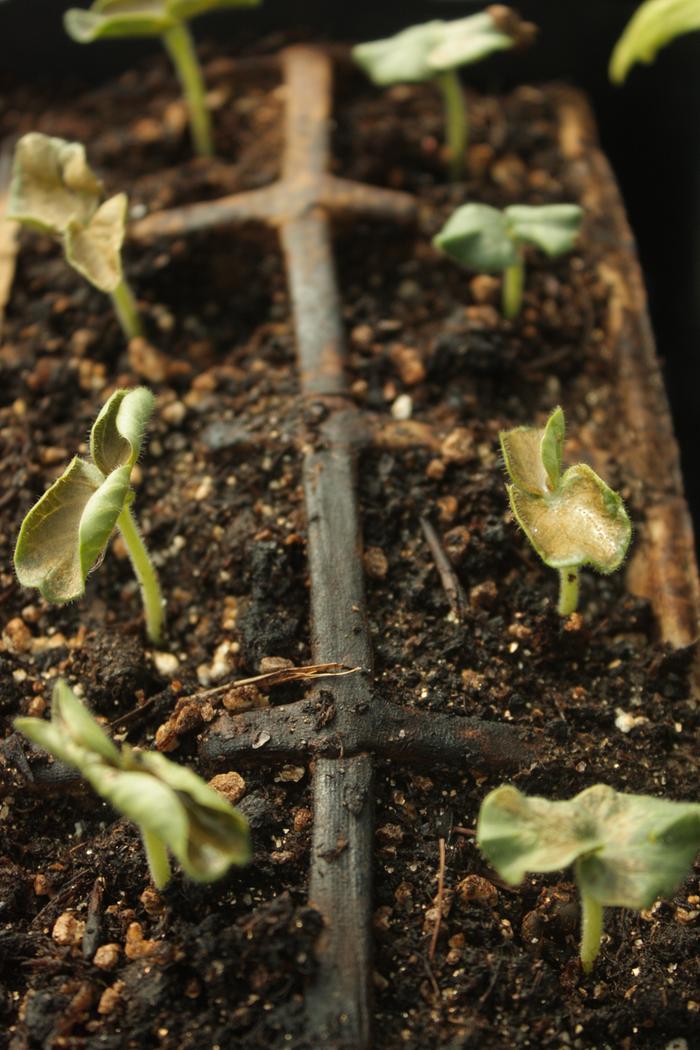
[353,21,445,84]
[91,767,191,855]
[500,416,558,497]
[478,784,700,910]
[507,463,632,572]
[7,133,102,234]
[539,405,565,489]
[433,203,518,273]
[78,464,132,580]
[14,457,104,603]
[427,13,514,72]
[610,0,700,84]
[64,2,173,42]
[90,387,155,474]
[13,716,84,769]
[505,204,583,257]
[64,193,127,293]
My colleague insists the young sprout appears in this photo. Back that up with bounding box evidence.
[64,0,261,157]
[14,387,165,644]
[7,133,140,340]
[477,783,700,973]
[499,406,631,616]
[610,0,700,84]
[15,680,251,888]
[353,6,536,180]
[433,202,582,319]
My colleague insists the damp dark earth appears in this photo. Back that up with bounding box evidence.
[0,36,699,1050]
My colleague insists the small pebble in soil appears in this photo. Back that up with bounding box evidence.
[93,944,121,971]
[52,913,85,947]
[391,394,412,421]
[209,771,247,804]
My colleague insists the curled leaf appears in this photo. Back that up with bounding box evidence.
[610,0,700,84]
[7,133,102,233]
[64,0,261,42]
[477,783,700,909]
[64,193,128,293]
[500,407,631,573]
[90,386,155,474]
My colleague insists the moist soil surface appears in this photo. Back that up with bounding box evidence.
[1,41,699,1050]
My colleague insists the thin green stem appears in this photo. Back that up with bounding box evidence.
[110,278,142,342]
[558,566,580,617]
[163,21,213,157]
[502,253,525,320]
[436,69,468,181]
[117,505,164,645]
[578,883,604,974]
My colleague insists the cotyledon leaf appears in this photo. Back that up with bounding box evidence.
[609,0,700,84]
[505,204,583,257]
[90,386,155,475]
[6,133,102,233]
[64,193,128,293]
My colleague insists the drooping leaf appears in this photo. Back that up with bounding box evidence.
[500,408,631,573]
[15,457,106,603]
[477,783,700,910]
[6,133,102,234]
[505,204,583,257]
[609,0,700,84]
[433,203,518,273]
[90,386,155,475]
[78,464,133,579]
[64,193,128,293]
[14,682,251,888]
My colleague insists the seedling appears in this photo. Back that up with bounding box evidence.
[477,783,700,973]
[64,0,261,157]
[610,0,700,84]
[15,680,250,888]
[353,6,536,180]
[7,132,140,340]
[14,386,165,643]
[499,406,631,615]
[433,202,582,318]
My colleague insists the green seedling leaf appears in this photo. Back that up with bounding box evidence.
[352,8,528,85]
[610,0,700,84]
[505,204,583,257]
[500,407,631,614]
[90,385,154,474]
[477,783,700,969]
[433,203,582,316]
[6,132,102,233]
[64,1,175,41]
[14,681,251,889]
[433,203,518,272]
[14,387,163,641]
[64,192,127,293]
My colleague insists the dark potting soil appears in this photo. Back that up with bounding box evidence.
[0,41,698,1050]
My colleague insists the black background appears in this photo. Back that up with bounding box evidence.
[2,1,699,537]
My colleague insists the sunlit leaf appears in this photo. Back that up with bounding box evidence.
[52,678,121,764]
[6,133,102,234]
[427,12,514,71]
[610,0,700,84]
[64,1,174,41]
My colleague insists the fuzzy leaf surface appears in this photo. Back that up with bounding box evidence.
[90,386,155,474]
[7,133,102,233]
[610,0,700,83]
[478,783,700,909]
